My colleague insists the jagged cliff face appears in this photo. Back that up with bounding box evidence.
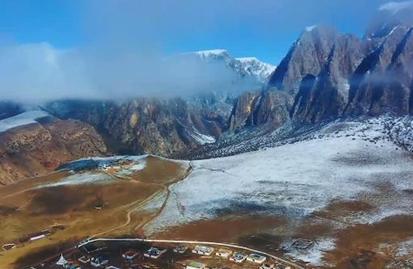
[262,18,413,125]
[290,33,364,123]
[268,26,339,95]
[0,116,106,184]
[346,25,413,116]
[46,95,230,157]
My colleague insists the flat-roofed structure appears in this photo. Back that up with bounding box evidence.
[229,252,247,263]
[215,248,232,259]
[247,253,267,264]
[192,245,214,256]
[144,247,167,259]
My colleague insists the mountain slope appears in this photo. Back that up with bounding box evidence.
[146,117,413,267]
[0,111,106,184]
[46,97,227,157]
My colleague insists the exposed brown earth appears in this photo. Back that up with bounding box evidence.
[0,156,188,268]
[324,215,413,269]
[153,197,413,269]
[154,215,287,244]
[0,119,107,185]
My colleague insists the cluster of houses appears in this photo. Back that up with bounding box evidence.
[55,253,115,269]
[187,245,293,269]
[99,159,135,174]
[54,243,293,269]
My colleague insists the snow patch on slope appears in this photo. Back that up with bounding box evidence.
[0,110,50,133]
[284,238,336,266]
[190,130,216,145]
[40,172,113,187]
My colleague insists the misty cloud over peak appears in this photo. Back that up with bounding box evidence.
[0,42,264,104]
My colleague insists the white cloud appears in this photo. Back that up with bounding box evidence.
[379,0,413,14]
[0,43,99,103]
[0,42,256,104]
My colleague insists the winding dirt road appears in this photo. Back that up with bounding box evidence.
[89,161,193,238]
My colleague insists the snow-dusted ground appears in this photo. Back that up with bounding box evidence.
[40,172,113,187]
[145,119,413,265]
[0,110,50,133]
[283,238,336,266]
[394,237,413,257]
[39,155,148,188]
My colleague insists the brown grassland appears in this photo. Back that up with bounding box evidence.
[0,156,188,268]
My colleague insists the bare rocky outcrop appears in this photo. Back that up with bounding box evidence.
[268,26,339,95]
[46,96,231,157]
[264,20,413,125]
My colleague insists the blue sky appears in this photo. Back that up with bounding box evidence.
[0,0,392,64]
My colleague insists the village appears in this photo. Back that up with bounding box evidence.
[24,238,306,269]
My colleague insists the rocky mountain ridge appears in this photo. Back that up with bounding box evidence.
[237,17,413,129]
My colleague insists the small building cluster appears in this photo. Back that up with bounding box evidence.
[143,247,167,259]
[51,242,298,269]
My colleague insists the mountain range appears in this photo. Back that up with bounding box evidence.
[1,5,413,184]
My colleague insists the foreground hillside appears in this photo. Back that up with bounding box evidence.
[0,111,107,185]
[0,155,189,268]
[145,118,413,268]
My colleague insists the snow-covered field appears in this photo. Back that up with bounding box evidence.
[145,119,413,265]
[0,110,50,133]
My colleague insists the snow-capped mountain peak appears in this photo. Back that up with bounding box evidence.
[235,57,276,82]
[187,49,275,83]
[194,49,229,59]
